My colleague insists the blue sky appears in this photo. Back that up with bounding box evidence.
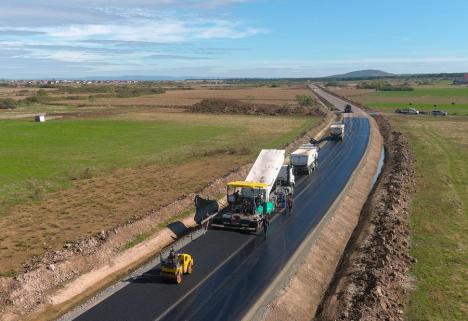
[1,0,468,79]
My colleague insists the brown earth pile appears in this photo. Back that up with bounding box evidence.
[189,98,325,116]
[315,115,416,321]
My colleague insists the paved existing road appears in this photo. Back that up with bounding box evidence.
[72,115,370,321]
[310,85,367,115]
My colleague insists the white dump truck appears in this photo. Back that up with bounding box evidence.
[291,144,318,175]
[330,122,345,141]
[211,149,285,232]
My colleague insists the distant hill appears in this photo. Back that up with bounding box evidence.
[326,69,395,79]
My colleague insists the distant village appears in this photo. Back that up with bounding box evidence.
[0,79,230,87]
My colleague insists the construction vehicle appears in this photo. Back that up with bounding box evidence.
[330,122,345,141]
[344,104,353,113]
[211,149,285,232]
[160,252,194,284]
[291,144,318,175]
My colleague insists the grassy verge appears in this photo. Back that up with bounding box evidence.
[120,233,151,252]
[389,116,468,321]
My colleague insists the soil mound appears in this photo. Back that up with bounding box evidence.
[189,98,323,116]
[315,115,416,321]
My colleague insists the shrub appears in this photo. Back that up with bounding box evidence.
[36,89,49,97]
[0,98,17,109]
[295,95,315,107]
[378,86,414,91]
[21,96,40,104]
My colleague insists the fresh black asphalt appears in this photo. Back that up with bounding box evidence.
[74,116,370,321]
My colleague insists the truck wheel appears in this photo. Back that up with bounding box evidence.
[187,262,193,274]
[176,272,183,284]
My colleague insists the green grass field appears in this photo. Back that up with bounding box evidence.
[390,116,468,321]
[0,114,312,215]
[0,118,229,213]
[353,86,468,115]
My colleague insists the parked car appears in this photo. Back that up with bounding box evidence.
[396,108,419,115]
[432,110,448,116]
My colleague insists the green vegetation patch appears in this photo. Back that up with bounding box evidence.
[391,117,468,321]
[120,233,151,251]
[0,118,230,214]
[374,86,468,98]
[0,114,314,216]
[352,85,468,115]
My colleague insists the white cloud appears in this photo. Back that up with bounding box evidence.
[28,50,105,63]
[40,16,262,43]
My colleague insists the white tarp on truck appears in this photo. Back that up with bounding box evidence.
[245,149,285,197]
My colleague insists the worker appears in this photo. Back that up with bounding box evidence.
[261,216,270,238]
[228,192,236,204]
[168,248,176,261]
[202,213,210,232]
[277,190,284,210]
[241,199,249,213]
[287,194,293,216]
[255,192,263,207]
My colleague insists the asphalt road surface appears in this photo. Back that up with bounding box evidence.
[72,111,370,321]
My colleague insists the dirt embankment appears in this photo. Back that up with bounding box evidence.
[0,109,334,321]
[315,115,416,321]
[257,114,383,321]
[189,98,326,117]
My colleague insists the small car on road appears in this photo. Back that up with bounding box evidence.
[432,110,448,116]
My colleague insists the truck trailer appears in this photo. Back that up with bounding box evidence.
[330,122,345,141]
[291,144,318,175]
